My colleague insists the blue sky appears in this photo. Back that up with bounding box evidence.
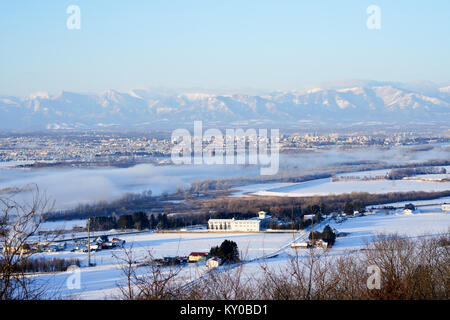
[0,0,449,96]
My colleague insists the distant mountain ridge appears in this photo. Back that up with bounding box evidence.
[1,83,449,130]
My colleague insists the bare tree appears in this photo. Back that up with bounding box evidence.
[114,248,183,300]
[0,185,56,300]
[111,232,448,300]
[187,262,256,300]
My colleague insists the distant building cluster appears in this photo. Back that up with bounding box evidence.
[0,133,172,163]
[0,131,448,165]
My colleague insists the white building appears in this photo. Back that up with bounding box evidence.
[258,211,267,219]
[208,211,272,232]
[442,204,450,212]
[291,242,309,249]
[208,218,260,232]
[206,257,221,268]
[403,208,414,215]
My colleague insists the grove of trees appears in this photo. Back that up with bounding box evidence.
[209,240,240,264]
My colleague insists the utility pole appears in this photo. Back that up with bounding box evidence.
[291,205,294,231]
[311,212,314,247]
[87,217,91,267]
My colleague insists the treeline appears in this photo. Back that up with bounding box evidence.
[59,189,450,232]
[5,258,81,274]
[202,190,450,223]
[90,212,153,231]
[89,211,215,231]
[387,167,446,180]
[332,175,386,182]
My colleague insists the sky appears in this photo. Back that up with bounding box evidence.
[0,0,449,96]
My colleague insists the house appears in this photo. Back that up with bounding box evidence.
[206,257,221,268]
[100,242,115,250]
[95,235,109,243]
[112,238,126,247]
[442,204,450,212]
[315,239,328,248]
[163,257,185,265]
[403,203,416,214]
[188,252,209,263]
[46,243,65,252]
[291,242,310,249]
[3,244,31,255]
[85,243,99,252]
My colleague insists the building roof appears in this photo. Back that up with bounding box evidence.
[189,252,208,257]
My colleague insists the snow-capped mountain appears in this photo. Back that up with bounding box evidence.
[1,83,449,130]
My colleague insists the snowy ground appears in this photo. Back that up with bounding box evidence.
[38,219,86,232]
[230,167,450,198]
[370,196,450,209]
[31,231,299,299]
[229,182,296,197]
[251,178,450,197]
[30,206,450,300]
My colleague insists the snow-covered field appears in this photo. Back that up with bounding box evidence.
[32,231,300,299]
[38,219,86,232]
[230,167,450,198]
[230,182,296,197]
[370,196,450,209]
[250,178,450,197]
[31,207,450,300]
[322,209,449,251]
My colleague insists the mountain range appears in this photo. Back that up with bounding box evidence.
[1,81,449,130]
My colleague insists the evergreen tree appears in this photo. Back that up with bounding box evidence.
[118,215,133,229]
[149,214,156,229]
[209,240,239,263]
[132,212,150,230]
[344,202,354,215]
[321,225,336,246]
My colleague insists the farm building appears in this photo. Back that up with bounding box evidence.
[206,257,221,268]
[188,252,209,262]
[291,242,310,249]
